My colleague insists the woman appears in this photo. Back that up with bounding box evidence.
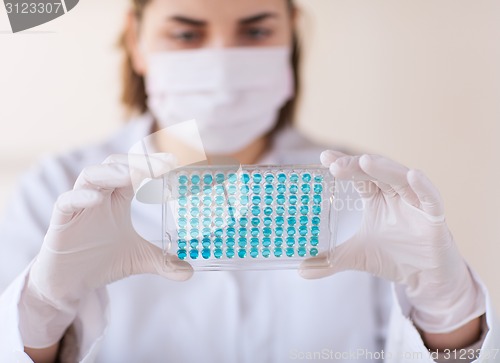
[0,0,496,362]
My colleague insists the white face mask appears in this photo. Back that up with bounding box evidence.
[145,47,294,155]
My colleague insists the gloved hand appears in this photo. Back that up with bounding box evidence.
[300,150,485,334]
[19,154,193,348]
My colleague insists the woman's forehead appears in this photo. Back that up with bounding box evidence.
[145,0,289,20]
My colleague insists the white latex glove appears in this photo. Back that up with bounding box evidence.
[19,154,193,348]
[300,150,485,334]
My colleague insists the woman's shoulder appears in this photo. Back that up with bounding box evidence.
[20,114,155,196]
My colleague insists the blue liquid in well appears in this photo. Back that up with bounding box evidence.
[178,196,188,207]
[298,246,307,257]
[202,248,211,259]
[178,229,187,238]
[189,218,199,227]
[265,184,274,194]
[298,237,307,246]
[214,248,223,259]
[238,237,247,248]
[179,185,188,196]
[215,185,224,195]
[274,237,283,247]
[314,175,324,183]
[311,226,320,236]
[264,195,273,205]
[191,185,201,194]
[314,184,323,194]
[264,207,273,216]
[276,195,286,205]
[239,217,248,227]
[251,217,260,227]
[274,248,283,257]
[287,216,296,226]
[286,236,295,246]
[263,217,272,227]
[202,228,211,237]
[310,248,319,257]
[275,226,283,237]
[252,196,261,205]
[239,228,248,238]
[202,238,211,248]
[299,216,308,226]
[179,208,187,217]
[250,247,259,258]
[251,206,261,216]
[300,206,309,215]
[203,174,213,185]
[228,173,237,184]
[178,175,188,185]
[252,185,261,194]
[301,195,310,205]
[214,237,223,248]
[177,249,187,260]
[313,206,321,215]
[203,197,212,206]
[240,196,249,205]
[277,173,287,183]
[275,216,284,226]
[241,173,250,184]
[252,173,262,183]
[313,195,322,204]
[190,229,199,238]
[189,238,198,248]
[178,239,187,248]
[277,184,286,194]
[227,185,237,195]
[214,229,224,238]
[290,174,299,183]
[286,247,294,257]
[202,218,211,227]
[312,216,320,226]
[302,173,312,183]
[226,248,235,258]
[263,227,272,237]
[190,197,200,207]
[191,175,201,184]
[215,173,225,184]
[250,237,259,247]
[288,206,297,215]
[203,186,212,195]
[215,217,224,227]
[289,184,298,194]
[262,248,271,258]
[215,207,224,217]
[301,184,311,194]
[310,236,319,246]
[262,237,271,247]
[227,217,237,227]
[276,206,285,216]
[178,218,187,228]
[189,249,199,260]
[240,185,250,194]
[191,208,201,217]
[227,227,236,237]
[299,226,308,236]
[265,174,274,183]
[226,238,235,248]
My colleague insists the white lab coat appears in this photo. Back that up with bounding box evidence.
[0,114,498,363]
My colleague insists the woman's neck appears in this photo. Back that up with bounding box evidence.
[208,135,270,165]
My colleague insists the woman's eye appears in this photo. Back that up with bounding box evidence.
[242,27,273,41]
[171,30,203,43]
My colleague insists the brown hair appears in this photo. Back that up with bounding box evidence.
[119,0,300,134]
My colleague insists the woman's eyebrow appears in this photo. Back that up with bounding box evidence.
[168,15,207,27]
[239,12,278,25]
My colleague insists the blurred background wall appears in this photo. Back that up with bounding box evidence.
[1,0,499,310]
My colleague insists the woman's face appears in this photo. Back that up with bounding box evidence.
[130,0,294,74]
